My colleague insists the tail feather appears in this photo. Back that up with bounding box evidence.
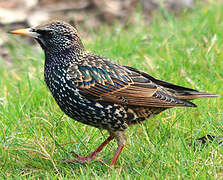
[123,65,219,102]
[176,92,219,100]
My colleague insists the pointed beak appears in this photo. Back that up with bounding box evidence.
[8,28,39,38]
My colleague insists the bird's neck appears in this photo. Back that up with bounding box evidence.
[44,46,85,67]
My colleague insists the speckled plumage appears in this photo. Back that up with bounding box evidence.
[10,20,218,166]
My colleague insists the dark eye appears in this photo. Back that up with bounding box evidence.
[36,29,53,38]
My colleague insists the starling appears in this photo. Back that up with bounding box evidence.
[9,20,218,166]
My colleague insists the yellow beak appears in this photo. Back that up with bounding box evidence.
[8,28,39,38]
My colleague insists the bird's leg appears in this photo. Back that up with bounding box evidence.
[63,135,114,164]
[110,131,126,166]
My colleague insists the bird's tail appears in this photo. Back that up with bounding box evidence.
[175,91,219,100]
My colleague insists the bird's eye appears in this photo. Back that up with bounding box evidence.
[36,29,53,38]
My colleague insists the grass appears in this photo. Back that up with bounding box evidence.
[0,1,223,179]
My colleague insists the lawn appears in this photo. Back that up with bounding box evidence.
[0,1,223,179]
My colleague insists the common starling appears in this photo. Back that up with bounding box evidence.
[9,20,218,166]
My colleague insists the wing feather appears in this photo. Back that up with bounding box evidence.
[67,54,196,107]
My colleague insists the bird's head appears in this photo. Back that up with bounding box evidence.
[9,20,84,54]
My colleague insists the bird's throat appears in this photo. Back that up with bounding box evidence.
[35,38,47,49]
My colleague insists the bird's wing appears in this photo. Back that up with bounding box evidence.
[66,55,195,107]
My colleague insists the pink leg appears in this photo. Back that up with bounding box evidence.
[110,143,125,166]
[110,131,126,166]
[64,135,114,164]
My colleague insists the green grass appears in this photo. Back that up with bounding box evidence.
[0,1,223,179]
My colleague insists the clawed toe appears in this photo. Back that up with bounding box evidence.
[62,157,89,164]
[70,151,81,158]
[62,151,95,164]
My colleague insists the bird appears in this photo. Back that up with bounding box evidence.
[9,20,218,166]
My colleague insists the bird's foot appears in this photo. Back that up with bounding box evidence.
[63,136,115,165]
[63,151,97,164]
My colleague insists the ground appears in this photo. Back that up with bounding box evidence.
[0,1,222,179]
